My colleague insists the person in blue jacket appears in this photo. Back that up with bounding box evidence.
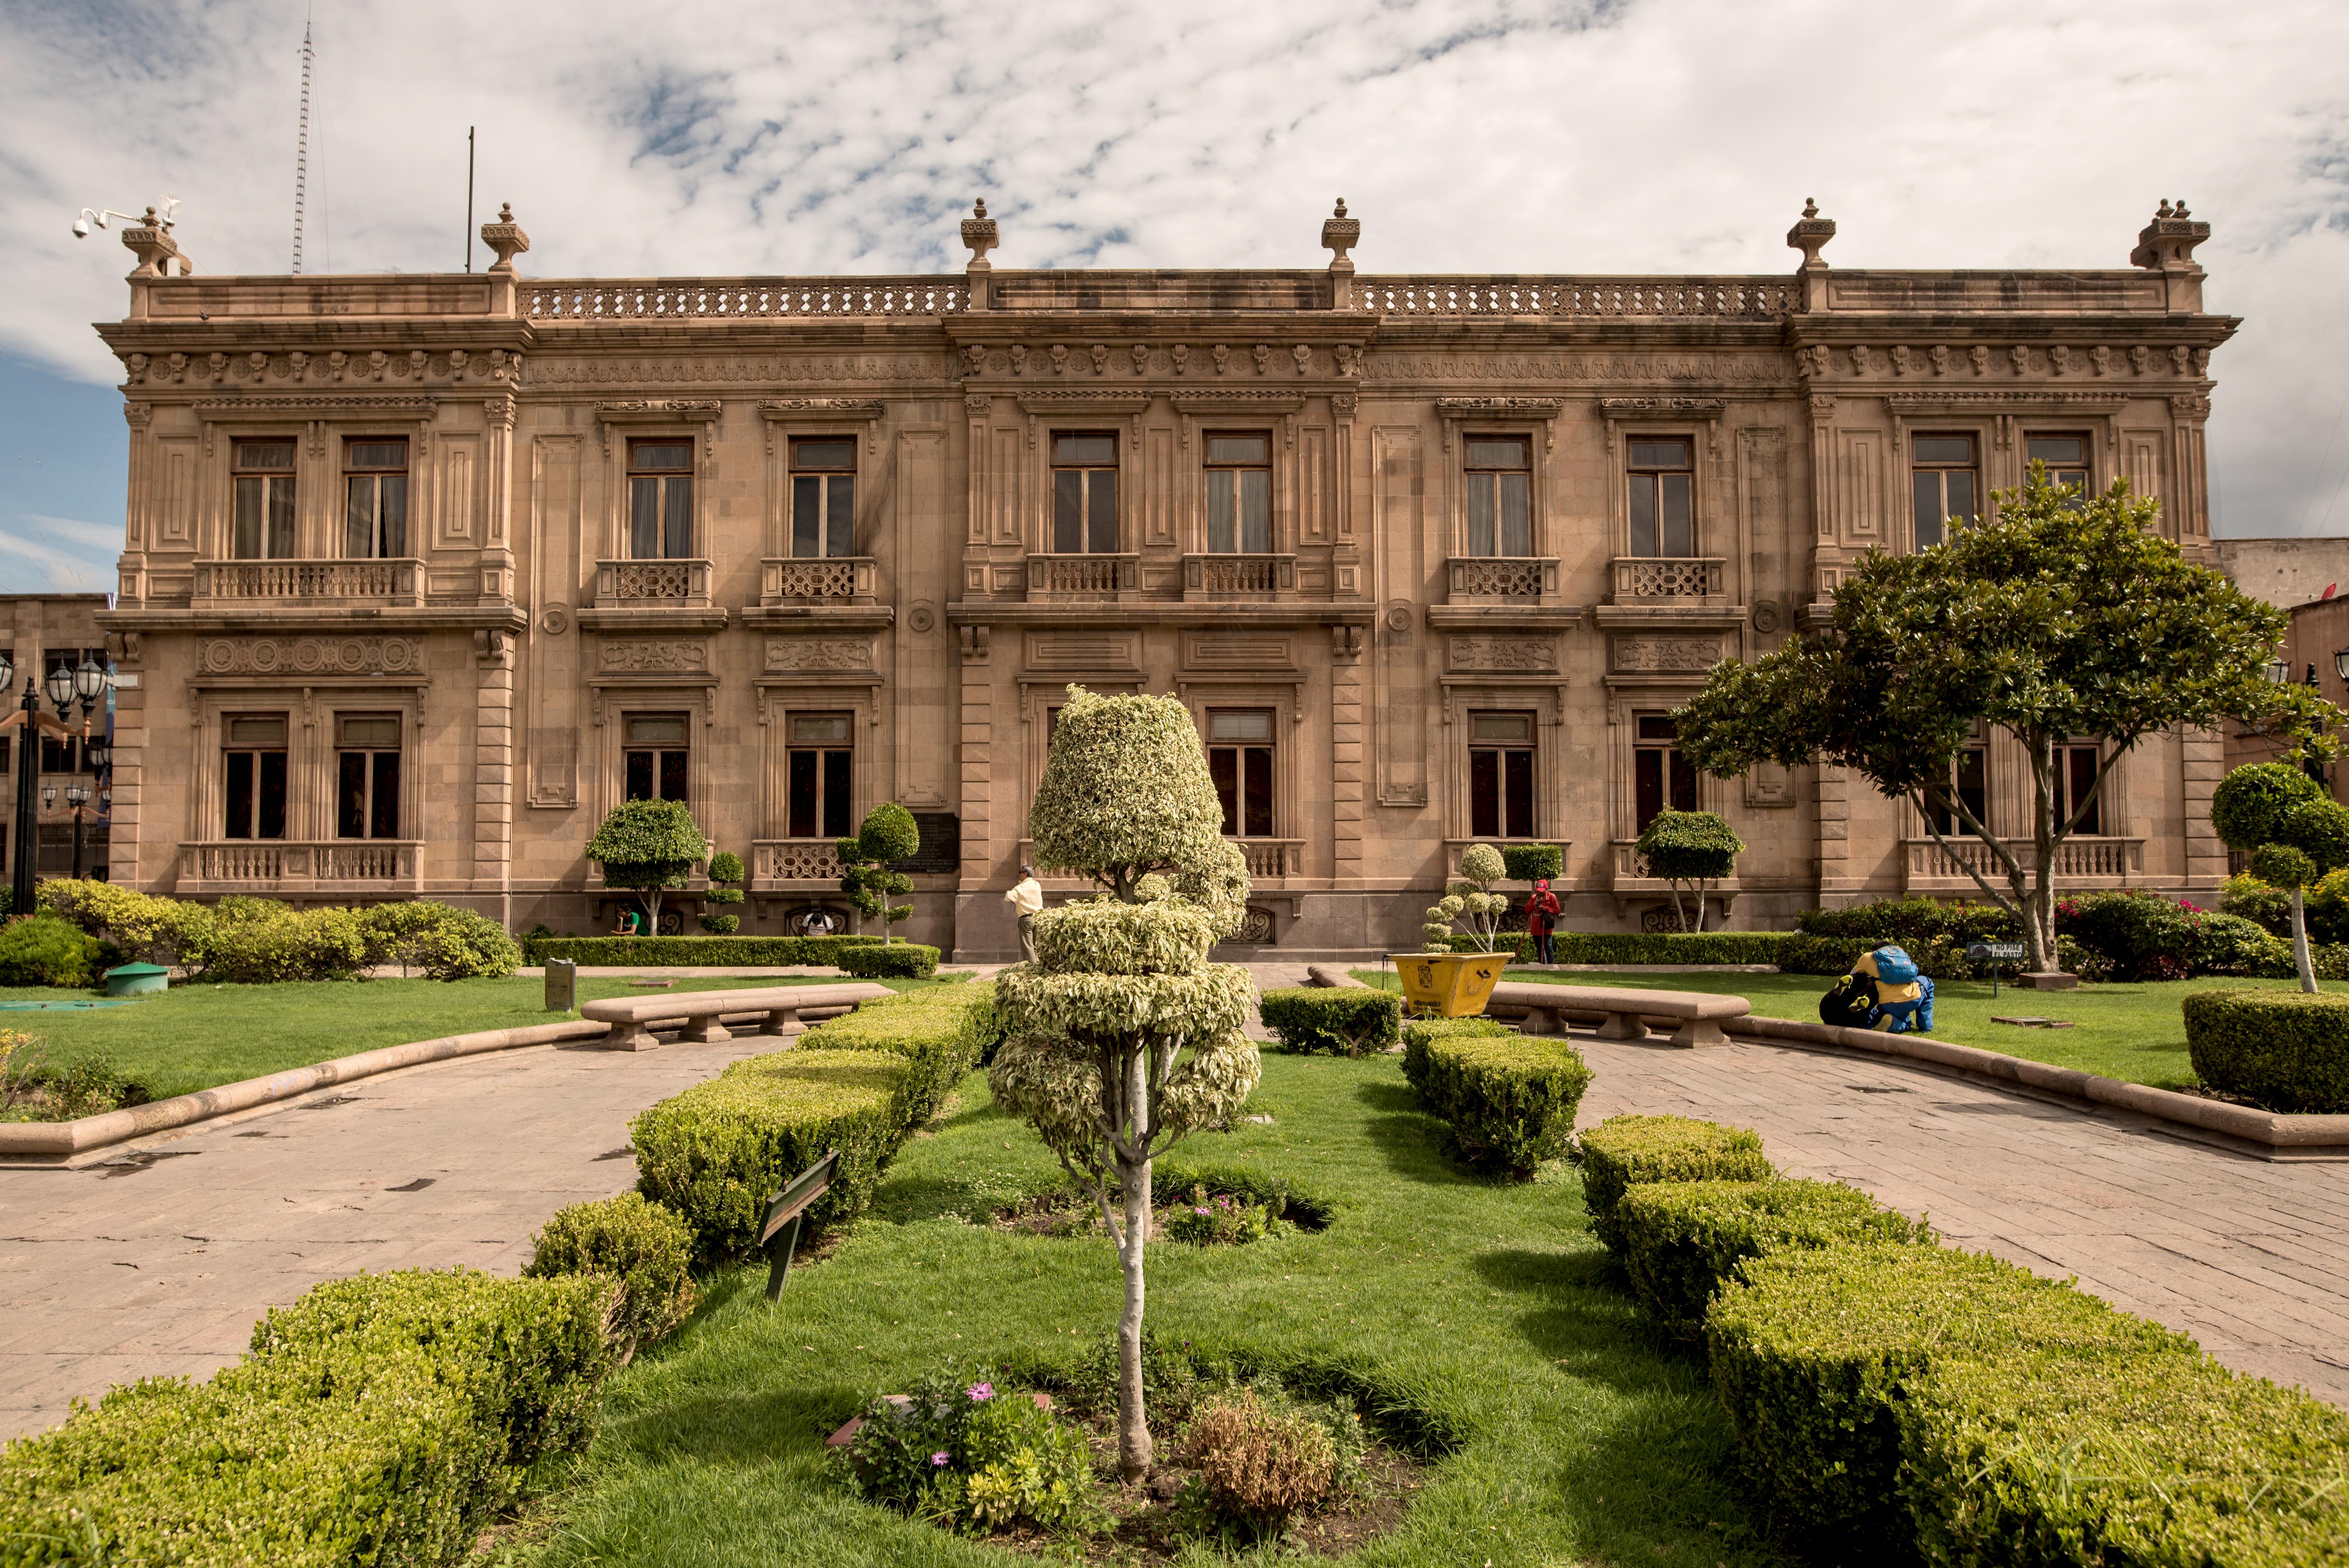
[1819,944,1935,1033]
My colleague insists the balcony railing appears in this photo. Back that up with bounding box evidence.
[192,558,422,608]
[595,557,713,608]
[1446,557,1560,603]
[1182,554,1296,599]
[1610,557,1726,602]
[760,556,877,605]
[179,840,420,886]
[1233,838,1304,880]
[1903,836,2146,890]
[1351,276,1796,319]
[526,278,971,319]
[1027,553,1139,600]
[753,839,847,883]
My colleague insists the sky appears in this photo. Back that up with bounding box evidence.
[2,0,2347,591]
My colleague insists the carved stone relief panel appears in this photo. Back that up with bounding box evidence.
[1183,636,1295,671]
[1024,631,1142,671]
[199,636,423,675]
[763,637,875,673]
[1610,635,1723,673]
[1446,635,1558,673]
[598,639,710,673]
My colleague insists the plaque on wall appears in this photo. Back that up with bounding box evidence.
[895,813,961,875]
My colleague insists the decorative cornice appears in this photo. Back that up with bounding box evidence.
[1170,393,1306,413]
[1013,392,1152,412]
[758,398,883,418]
[194,395,433,415]
[1883,391,2130,409]
[1599,396,1724,416]
[596,399,722,419]
[1435,397,1567,416]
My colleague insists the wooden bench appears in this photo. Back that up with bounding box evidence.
[761,1148,840,1302]
[579,981,891,1051]
[1487,979,1750,1048]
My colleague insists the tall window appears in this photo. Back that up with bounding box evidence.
[790,437,857,558]
[222,713,289,840]
[2028,434,2092,501]
[232,440,297,560]
[1052,434,1119,554]
[344,439,409,558]
[1633,713,1697,831]
[624,713,690,803]
[2055,741,2103,835]
[1628,439,1694,558]
[1207,710,1275,838]
[1469,713,1536,839]
[786,713,853,839]
[1465,437,1531,558]
[628,441,695,559]
[1933,746,1988,836]
[1205,434,1271,554]
[336,714,402,839]
[39,733,78,775]
[1911,434,1978,551]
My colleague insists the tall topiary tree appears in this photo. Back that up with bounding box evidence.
[836,803,919,944]
[700,850,745,934]
[1634,810,1744,933]
[988,687,1261,1482]
[2211,762,2349,992]
[1424,842,1508,952]
[585,799,708,933]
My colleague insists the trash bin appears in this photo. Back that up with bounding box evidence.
[545,957,577,1013]
[104,962,172,997]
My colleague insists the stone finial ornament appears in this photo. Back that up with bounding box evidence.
[962,198,1000,268]
[481,203,530,273]
[121,205,192,278]
[2130,197,2210,271]
[1321,197,1359,268]
[1787,197,1835,268]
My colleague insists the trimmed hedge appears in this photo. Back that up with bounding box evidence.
[1399,1015,1516,1099]
[1257,986,1402,1056]
[836,941,941,979]
[523,933,879,967]
[0,913,110,988]
[1616,1178,1933,1338]
[1401,1017,1591,1174]
[1706,1241,2349,1565]
[524,1192,698,1363]
[1578,1113,1773,1254]
[798,983,998,1127]
[2182,988,2349,1113]
[0,1268,613,1566]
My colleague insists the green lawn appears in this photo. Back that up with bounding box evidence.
[0,975,950,1102]
[519,1055,1782,1567]
[1351,964,2300,1090]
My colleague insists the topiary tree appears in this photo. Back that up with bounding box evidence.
[700,850,745,935]
[2212,762,2349,992]
[585,799,707,933]
[836,803,919,944]
[988,687,1261,1482]
[1423,842,1508,952]
[1500,843,1564,884]
[1634,810,1744,933]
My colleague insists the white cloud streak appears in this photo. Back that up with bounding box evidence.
[3,0,2346,532]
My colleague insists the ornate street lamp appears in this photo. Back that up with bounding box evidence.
[2334,647,2349,684]
[2267,656,2291,686]
[63,783,92,879]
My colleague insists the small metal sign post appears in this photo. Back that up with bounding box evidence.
[1965,941,2027,997]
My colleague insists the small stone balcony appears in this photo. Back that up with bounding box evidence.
[191,559,423,610]
[1445,556,1561,604]
[760,556,878,606]
[1182,554,1296,601]
[1027,553,1140,602]
[585,558,726,631]
[1610,557,1727,604]
[177,839,422,896]
[1902,835,2145,894]
[751,838,842,887]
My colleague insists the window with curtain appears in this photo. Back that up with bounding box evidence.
[344,438,409,558]
[624,713,690,803]
[789,437,857,558]
[222,713,289,840]
[1932,746,1988,836]
[1204,434,1271,554]
[627,441,695,559]
[1052,434,1119,554]
[1633,712,1698,831]
[1469,712,1536,839]
[2028,434,2092,504]
[335,714,403,838]
[2055,741,2104,835]
[786,713,854,839]
[1464,437,1531,558]
[232,440,297,560]
[1627,439,1694,557]
[1910,433,1978,551]
[1207,709,1276,837]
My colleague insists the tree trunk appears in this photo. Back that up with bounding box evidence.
[1114,1145,1153,1481]
[2025,738,2059,974]
[2292,887,2317,994]
[1694,882,1709,933]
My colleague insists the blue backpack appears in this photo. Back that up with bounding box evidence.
[1866,946,1935,1034]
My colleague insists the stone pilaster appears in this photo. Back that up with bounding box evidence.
[474,633,513,924]
[1330,626,1364,880]
[2181,726,2228,895]
[1813,762,1857,907]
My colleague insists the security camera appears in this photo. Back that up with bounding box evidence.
[71,216,89,238]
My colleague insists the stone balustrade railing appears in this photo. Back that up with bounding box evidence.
[1233,838,1304,880]
[595,558,713,607]
[192,559,422,608]
[1610,557,1727,601]
[179,840,420,886]
[754,839,846,883]
[1351,276,1797,318]
[1446,557,1560,602]
[526,279,972,319]
[760,556,876,604]
[1182,554,1296,598]
[1904,836,2146,888]
[1027,553,1139,598]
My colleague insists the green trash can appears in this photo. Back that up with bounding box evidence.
[104,962,171,997]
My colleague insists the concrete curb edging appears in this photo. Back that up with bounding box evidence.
[0,1002,867,1166]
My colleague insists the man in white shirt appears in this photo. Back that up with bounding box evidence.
[1005,864,1044,962]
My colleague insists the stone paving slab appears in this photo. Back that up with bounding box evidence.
[0,1035,765,1439]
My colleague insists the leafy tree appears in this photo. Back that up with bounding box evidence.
[584,799,707,933]
[1634,810,1743,933]
[1500,843,1565,883]
[988,688,1260,1482]
[1423,842,1508,951]
[2211,762,2349,992]
[836,803,919,944]
[700,850,745,935]
[1673,469,2336,975]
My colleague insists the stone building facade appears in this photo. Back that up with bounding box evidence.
[90,199,2236,957]
[0,594,114,883]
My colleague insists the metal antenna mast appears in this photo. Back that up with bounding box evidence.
[292,9,313,273]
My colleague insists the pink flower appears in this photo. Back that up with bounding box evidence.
[966,1382,993,1401]
[931,1451,950,1467]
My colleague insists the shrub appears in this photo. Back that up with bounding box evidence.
[1256,986,1400,1056]
[1182,1387,1338,1533]
[697,912,740,934]
[631,1047,912,1262]
[524,1193,698,1362]
[38,878,213,967]
[1403,1020,1591,1174]
[360,901,522,980]
[1500,843,1565,882]
[1617,1178,1934,1338]
[707,850,745,885]
[836,1367,1097,1534]
[521,933,879,967]
[1633,809,1743,933]
[198,898,371,983]
[798,983,996,1129]
[836,941,941,979]
[0,912,105,988]
[1578,1114,1772,1254]
[2180,988,2349,1113]
[585,798,708,932]
[1398,1015,1515,1099]
[2192,910,2294,977]
[1797,898,2021,945]
[48,1052,131,1118]
[1161,1184,1286,1246]
[2220,870,2294,935]
[2056,889,2210,981]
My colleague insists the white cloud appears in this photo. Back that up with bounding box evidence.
[19,513,122,552]
[4,0,2347,531]
[0,521,106,590]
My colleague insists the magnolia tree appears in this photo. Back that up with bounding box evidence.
[837,803,919,943]
[585,799,707,932]
[2210,762,2349,992]
[1424,843,1508,951]
[1634,810,1744,933]
[988,688,1260,1482]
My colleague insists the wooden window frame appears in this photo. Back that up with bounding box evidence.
[623,710,693,804]
[342,437,411,560]
[784,710,857,841]
[787,435,859,560]
[1050,431,1121,555]
[1625,436,1697,559]
[1910,432,1981,553]
[333,712,404,840]
[1201,432,1273,555]
[1462,434,1534,559]
[1467,710,1538,840]
[221,711,291,841]
[626,439,697,561]
[230,438,299,561]
[1206,707,1278,838]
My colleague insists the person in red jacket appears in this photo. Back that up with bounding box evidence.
[1524,878,1562,965]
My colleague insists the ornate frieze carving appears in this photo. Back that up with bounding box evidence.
[1883,392,2128,410]
[1376,353,1783,383]
[599,639,709,673]
[1448,635,1557,673]
[199,636,422,676]
[530,355,947,388]
[1598,396,1721,416]
[763,637,874,673]
[1610,635,1722,674]
[124,349,520,387]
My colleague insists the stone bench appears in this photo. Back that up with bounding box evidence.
[1487,979,1750,1049]
[579,982,892,1051]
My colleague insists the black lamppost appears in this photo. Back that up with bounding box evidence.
[2,653,32,917]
